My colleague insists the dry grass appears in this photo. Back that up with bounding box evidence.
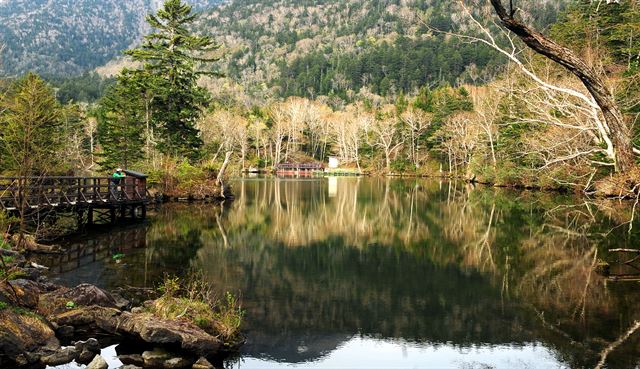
[149,275,244,343]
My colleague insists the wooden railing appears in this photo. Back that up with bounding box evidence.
[0,176,148,211]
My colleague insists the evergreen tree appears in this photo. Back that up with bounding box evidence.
[96,73,146,169]
[125,0,221,159]
[0,73,62,175]
[0,73,63,240]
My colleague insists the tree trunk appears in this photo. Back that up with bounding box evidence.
[490,0,635,173]
[217,151,233,198]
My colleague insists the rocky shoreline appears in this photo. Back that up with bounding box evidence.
[0,249,242,369]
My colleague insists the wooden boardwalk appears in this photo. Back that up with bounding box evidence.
[0,172,149,225]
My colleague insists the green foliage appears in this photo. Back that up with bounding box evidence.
[96,72,146,169]
[213,291,244,342]
[47,73,115,104]
[0,73,63,176]
[65,301,76,309]
[152,274,243,341]
[0,211,16,236]
[390,159,414,173]
[552,0,640,68]
[124,0,221,159]
[158,275,181,298]
[0,302,7,310]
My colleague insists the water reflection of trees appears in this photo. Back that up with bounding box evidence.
[211,178,640,368]
[66,178,640,368]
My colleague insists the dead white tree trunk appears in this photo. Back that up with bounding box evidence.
[217,151,232,199]
[489,0,636,173]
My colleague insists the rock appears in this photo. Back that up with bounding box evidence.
[0,308,59,362]
[51,306,123,337]
[17,267,42,281]
[56,325,75,339]
[74,338,101,353]
[111,292,131,310]
[77,349,98,364]
[117,312,222,358]
[5,279,41,308]
[118,365,143,369]
[142,348,171,367]
[192,357,214,369]
[164,357,193,369]
[0,248,25,264]
[57,284,119,308]
[40,347,78,366]
[40,284,120,315]
[86,354,108,369]
[118,353,145,366]
[74,338,101,364]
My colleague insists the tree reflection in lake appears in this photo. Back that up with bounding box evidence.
[52,177,640,369]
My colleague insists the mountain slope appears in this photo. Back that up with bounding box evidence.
[196,0,568,99]
[0,0,221,76]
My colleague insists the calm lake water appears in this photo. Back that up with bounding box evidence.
[47,177,640,369]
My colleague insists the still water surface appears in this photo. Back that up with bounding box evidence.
[49,177,640,369]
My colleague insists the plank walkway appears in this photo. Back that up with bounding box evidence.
[0,173,149,224]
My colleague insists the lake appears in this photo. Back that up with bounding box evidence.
[47,177,640,369]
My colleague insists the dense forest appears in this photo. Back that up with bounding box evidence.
[0,0,221,76]
[198,0,567,100]
[0,0,638,196]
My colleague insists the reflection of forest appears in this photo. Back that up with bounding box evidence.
[55,178,640,369]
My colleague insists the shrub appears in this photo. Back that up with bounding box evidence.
[150,274,244,343]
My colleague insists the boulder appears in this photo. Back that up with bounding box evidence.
[192,357,214,369]
[41,284,120,316]
[75,338,101,364]
[6,279,41,308]
[0,308,59,362]
[74,338,101,353]
[164,357,193,369]
[56,325,75,339]
[86,354,109,369]
[51,306,122,336]
[77,348,98,364]
[56,284,119,308]
[142,348,171,367]
[118,353,145,366]
[118,365,143,369]
[117,312,222,358]
[40,347,78,366]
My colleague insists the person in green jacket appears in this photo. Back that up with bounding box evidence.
[112,168,125,182]
[111,168,126,199]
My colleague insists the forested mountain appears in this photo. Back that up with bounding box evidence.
[196,0,568,99]
[0,0,221,76]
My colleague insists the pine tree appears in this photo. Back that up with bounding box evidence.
[0,73,62,176]
[96,73,146,170]
[0,73,62,241]
[125,0,221,160]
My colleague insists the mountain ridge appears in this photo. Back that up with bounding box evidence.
[0,0,221,76]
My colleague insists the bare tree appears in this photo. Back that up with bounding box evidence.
[372,105,403,172]
[488,0,638,173]
[401,106,433,168]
